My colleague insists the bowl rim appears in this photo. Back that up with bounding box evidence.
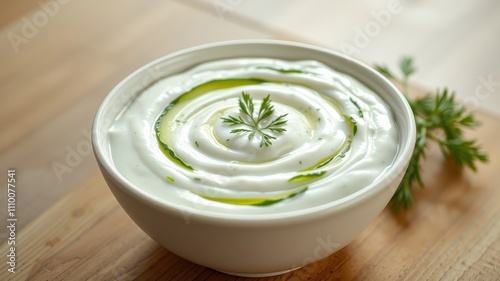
[92,39,416,223]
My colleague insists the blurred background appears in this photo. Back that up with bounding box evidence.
[1,0,499,235]
[187,0,500,116]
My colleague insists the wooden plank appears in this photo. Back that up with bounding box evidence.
[0,0,41,29]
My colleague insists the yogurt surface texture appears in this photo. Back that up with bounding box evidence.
[108,58,399,215]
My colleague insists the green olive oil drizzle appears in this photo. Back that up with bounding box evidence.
[197,186,308,206]
[288,171,327,183]
[256,66,306,74]
[155,76,361,206]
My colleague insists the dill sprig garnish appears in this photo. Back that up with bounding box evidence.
[221,92,288,147]
[374,57,488,210]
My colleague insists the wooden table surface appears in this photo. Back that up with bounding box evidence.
[1,1,499,280]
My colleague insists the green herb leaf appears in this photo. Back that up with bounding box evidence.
[374,57,488,211]
[221,92,288,147]
[399,56,416,78]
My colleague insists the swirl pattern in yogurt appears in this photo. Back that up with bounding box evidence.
[108,58,399,214]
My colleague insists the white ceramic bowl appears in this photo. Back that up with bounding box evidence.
[92,40,415,277]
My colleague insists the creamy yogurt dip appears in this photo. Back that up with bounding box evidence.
[108,58,399,215]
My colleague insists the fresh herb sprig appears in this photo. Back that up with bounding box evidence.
[221,92,288,147]
[374,57,488,211]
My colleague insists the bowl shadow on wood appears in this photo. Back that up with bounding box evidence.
[117,243,357,280]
